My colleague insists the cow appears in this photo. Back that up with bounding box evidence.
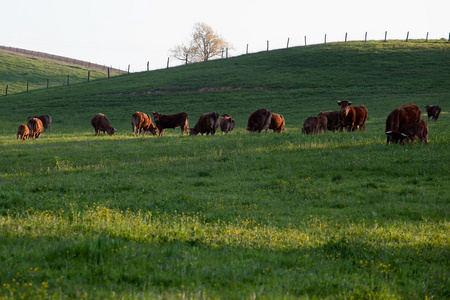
[317,111,340,132]
[17,124,29,140]
[220,114,235,134]
[337,100,368,132]
[269,113,285,133]
[424,105,441,121]
[316,114,327,133]
[152,112,189,136]
[28,114,51,131]
[189,112,220,135]
[91,113,116,136]
[27,118,43,138]
[385,103,421,144]
[386,119,428,144]
[301,116,319,134]
[246,109,272,133]
[131,111,157,136]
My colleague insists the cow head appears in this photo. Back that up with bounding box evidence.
[153,112,161,122]
[338,100,353,117]
[106,127,116,136]
[385,130,408,144]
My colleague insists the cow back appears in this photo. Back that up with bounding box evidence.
[269,113,285,133]
[247,109,272,133]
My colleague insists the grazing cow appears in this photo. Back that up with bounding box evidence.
[385,103,421,144]
[189,112,220,135]
[152,112,189,136]
[302,116,319,134]
[91,113,116,136]
[269,113,285,133]
[131,111,157,136]
[386,119,428,144]
[317,111,340,131]
[28,114,51,131]
[27,118,43,138]
[246,108,272,133]
[424,105,441,121]
[17,124,29,140]
[337,100,368,132]
[220,114,235,134]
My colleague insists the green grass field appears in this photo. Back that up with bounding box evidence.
[0,40,449,299]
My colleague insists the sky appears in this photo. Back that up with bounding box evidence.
[1,0,449,72]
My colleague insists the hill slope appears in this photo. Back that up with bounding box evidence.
[0,40,448,134]
[0,48,124,95]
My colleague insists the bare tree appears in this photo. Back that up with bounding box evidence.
[171,23,233,63]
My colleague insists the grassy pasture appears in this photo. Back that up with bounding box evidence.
[0,40,449,299]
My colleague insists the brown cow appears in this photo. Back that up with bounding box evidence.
[17,124,29,140]
[337,100,368,132]
[28,114,51,131]
[189,112,220,135]
[401,119,428,144]
[316,114,327,133]
[317,111,340,131]
[385,103,421,144]
[27,118,43,138]
[152,112,189,136]
[246,109,272,133]
[386,119,428,144]
[220,114,235,134]
[131,111,157,136]
[424,105,441,121]
[269,113,285,133]
[91,113,116,136]
[302,116,318,134]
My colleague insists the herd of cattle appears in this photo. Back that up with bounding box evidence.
[16,102,441,145]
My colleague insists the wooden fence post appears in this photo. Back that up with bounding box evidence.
[108,68,110,78]
[304,36,307,46]
[384,31,388,42]
[246,44,249,54]
[27,82,29,92]
[226,48,228,59]
[88,71,90,82]
[67,75,69,86]
[426,32,429,42]
[147,61,149,71]
[128,65,130,74]
[167,57,170,69]
[406,31,409,42]
[47,79,49,89]
[365,32,368,42]
[267,41,269,51]
[5,85,8,96]
[186,54,188,65]
[287,38,290,48]
[324,34,327,44]
[345,32,348,42]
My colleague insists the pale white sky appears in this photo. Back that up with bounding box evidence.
[1,0,448,72]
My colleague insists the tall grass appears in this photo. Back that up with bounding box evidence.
[0,40,449,299]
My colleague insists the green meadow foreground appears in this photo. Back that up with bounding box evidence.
[0,41,449,299]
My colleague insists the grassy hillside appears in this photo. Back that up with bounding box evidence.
[0,49,123,95]
[0,40,449,299]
